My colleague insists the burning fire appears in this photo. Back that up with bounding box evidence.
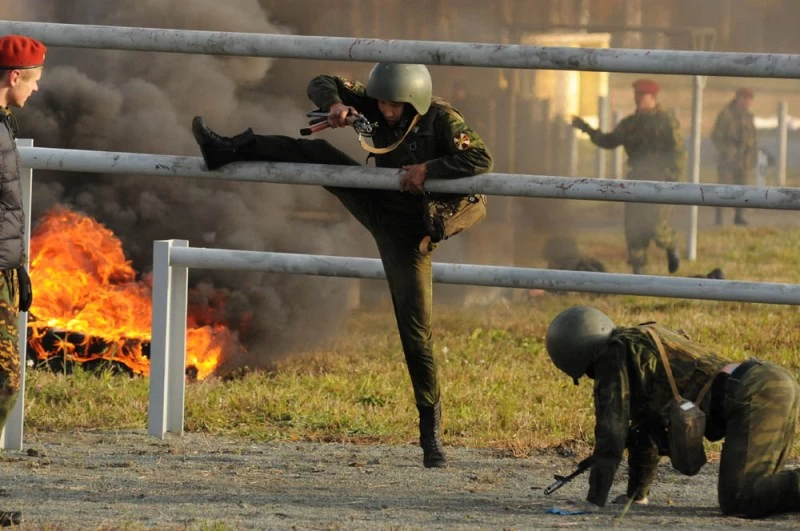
[27,207,241,380]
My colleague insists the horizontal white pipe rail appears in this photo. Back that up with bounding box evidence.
[2,21,800,78]
[171,247,800,306]
[149,240,800,438]
[19,147,800,210]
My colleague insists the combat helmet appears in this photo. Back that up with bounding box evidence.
[545,306,615,383]
[366,63,432,115]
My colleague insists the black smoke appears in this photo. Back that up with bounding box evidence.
[4,0,365,371]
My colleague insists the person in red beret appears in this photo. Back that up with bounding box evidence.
[711,88,756,225]
[0,34,46,527]
[571,79,686,275]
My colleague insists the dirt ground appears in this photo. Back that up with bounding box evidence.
[0,431,797,530]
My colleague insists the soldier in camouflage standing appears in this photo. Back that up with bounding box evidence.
[191,63,493,468]
[545,305,800,518]
[711,88,757,226]
[572,79,686,275]
[0,35,44,528]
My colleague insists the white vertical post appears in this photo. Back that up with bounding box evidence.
[612,110,624,179]
[777,101,788,187]
[686,76,705,261]
[1,139,33,451]
[147,239,188,438]
[595,95,609,179]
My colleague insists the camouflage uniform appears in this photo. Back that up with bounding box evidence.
[585,107,686,271]
[199,76,493,408]
[587,323,800,518]
[711,100,757,223]
[0,106,26,428]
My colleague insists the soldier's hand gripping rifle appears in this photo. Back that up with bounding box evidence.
[544,456,594,495]
[301,111,377,137]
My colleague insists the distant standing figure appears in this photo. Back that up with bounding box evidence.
[571,79,686,275]
[711,88,757,226]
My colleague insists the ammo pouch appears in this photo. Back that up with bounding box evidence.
[423,194,487,243]
[644,328,713,476]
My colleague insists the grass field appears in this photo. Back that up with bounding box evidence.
[23,224,800,458]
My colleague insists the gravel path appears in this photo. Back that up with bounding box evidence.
[1,430,798,529]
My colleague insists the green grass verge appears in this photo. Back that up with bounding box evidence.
[23,226,800,457]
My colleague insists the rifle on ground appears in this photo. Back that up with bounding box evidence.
[544,456,594,495]
[300,111,377,137]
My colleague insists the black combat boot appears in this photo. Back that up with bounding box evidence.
[666,248,680,274]
[192,116,256,170]
[418,402,447,468]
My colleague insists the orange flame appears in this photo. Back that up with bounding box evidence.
[27,207,240,380]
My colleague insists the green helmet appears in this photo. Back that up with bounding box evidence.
[366,63,432,115]
[545,306,615,382]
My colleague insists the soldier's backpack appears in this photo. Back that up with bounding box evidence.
[643,327,716,476]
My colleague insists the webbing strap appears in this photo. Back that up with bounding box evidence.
[358,114,421,155]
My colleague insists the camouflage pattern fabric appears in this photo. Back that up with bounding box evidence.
[585,324,800,518]
[0,269,20,428]
[718,361,800,517]
[711,100,757,185]
[624,203,676,269]
[587,324,729,506]
[585,106,685,269]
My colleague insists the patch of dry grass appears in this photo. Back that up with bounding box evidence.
[24,225,800,458]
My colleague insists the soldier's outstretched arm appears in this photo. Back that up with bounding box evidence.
[586,117,629,150]
[587,341,631,507]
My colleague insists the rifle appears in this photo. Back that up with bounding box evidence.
[544,456,594,495]
[300,111,377,137]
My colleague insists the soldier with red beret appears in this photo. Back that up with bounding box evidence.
[572,79,686,275]
[712,88,757,225]
[0,34,46,527]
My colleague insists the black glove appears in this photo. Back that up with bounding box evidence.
[571,116,594,134]
[16,266,32,312]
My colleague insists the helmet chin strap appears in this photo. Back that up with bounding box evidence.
[358,113,421,155]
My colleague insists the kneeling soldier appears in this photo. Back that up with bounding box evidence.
[545,305,800,518]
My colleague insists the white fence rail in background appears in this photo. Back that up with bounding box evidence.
[149,240,800,438]
[2,21,800,78]
[18,148,800,209]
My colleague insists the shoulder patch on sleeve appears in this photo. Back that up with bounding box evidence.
[453,132,472,151]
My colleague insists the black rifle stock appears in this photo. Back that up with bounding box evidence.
[544,456,594,496]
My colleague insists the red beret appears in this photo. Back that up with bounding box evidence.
[632,79,660,95]
[736,87,754,99]
[0,35,47,69]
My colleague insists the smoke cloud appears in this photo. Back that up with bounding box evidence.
[3,0,363,370]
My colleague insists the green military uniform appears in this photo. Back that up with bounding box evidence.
[584,107,686,272]
[195,75,493,409]
[588,323,800,517]
[711,100,757,223]
[306,75,493,407]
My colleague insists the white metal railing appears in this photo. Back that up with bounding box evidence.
[1,21,800,78]
[149,240,800,438]
[18,148,800,210]
[3,19,797,444]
